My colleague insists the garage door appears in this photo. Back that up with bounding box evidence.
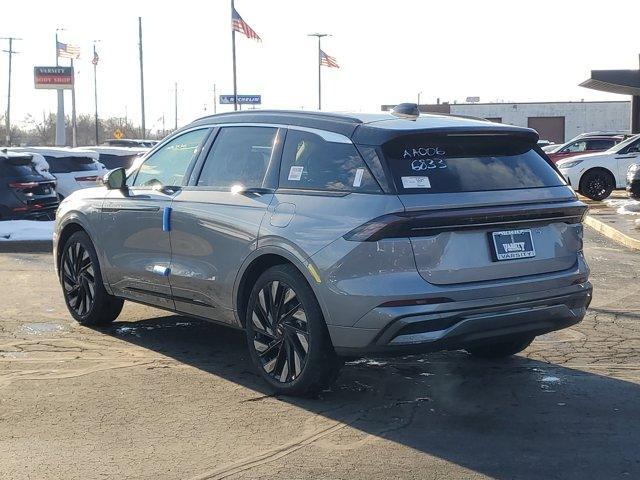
[527,117,565,143]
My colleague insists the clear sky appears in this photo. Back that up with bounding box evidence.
[2,0,639,133]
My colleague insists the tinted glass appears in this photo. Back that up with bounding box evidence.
[45,156,98,173]
[133,129,208,187]
[197,126,277,189]
[0,158,37,177]
[382,134,565,194]
[586,139,615,151]
[279,130,380,193]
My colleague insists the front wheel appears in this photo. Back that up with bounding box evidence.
[60,231,124,326]
[579,170,614,201]
[245,264,342,397]
[466,335,534,359]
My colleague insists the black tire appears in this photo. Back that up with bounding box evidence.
[466,335,534,359]
[579,169,614,201]
[60,231,124,326]
[245,264,342,397]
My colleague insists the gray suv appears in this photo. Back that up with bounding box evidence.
[54,107,592,396]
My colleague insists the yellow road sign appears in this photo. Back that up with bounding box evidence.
[113,128,124,139]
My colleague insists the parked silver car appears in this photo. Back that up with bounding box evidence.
[54,107,592,396]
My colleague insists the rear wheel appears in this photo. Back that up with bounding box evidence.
[466,335,534,359]
[579,169,614,200]
[245,264,342,397]
[60,231,123,326]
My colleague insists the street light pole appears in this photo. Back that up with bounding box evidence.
[1,37,20,146]
[55,28,66,146]
[308,33,329,110]
[93,41,100,145]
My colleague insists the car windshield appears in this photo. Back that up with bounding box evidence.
[607,134,640,153]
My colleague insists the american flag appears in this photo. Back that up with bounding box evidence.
[57,41,81,60]
[92,50,99,66]
[320,49,339,68]
[232,7,261,42]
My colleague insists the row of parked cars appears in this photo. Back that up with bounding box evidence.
[0,141,150,220]
[536,131,640,201]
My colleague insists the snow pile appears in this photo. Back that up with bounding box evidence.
[0,220,54,241]
[29,153,51,176]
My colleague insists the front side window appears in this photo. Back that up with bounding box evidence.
[132,129,209,187]
[197,126,278,189]
[382,134,565,194]
[562,141,587,153]
[279,129,380,193]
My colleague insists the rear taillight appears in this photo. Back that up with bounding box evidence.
[75,176,99,182]
[344,200,588,242]
[9,182,39,189]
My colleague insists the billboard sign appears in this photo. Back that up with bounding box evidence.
[219,94,261,105]
[34,66,74,90]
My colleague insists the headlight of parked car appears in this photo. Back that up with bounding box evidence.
[558,159,583,170]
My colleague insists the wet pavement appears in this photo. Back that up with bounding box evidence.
[0,229,638,479]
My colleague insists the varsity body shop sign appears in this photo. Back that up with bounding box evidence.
[34,66,74,89]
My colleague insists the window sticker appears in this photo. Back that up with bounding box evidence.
[401,176,431,189]
[353,168,364,187]
[288,165,304,181]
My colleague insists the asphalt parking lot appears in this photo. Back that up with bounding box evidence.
[1,228,639,480]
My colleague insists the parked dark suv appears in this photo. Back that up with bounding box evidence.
[54,106,592,396]
[0,151,58,220]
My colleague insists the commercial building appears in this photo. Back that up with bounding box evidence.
[381,101,630,143]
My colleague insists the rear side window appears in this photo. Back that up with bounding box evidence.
[197,126,277,189]
[586,139,615,151]
[279,129,380,193]
[44,156,98,173]
[382,134,565,194]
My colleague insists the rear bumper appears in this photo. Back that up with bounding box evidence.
[330,282,592,356]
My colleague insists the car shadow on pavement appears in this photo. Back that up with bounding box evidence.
[101,315,640,480]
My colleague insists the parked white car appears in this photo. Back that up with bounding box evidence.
[81,146,148,170]
[557,134,640,200]
[9,147,107,199]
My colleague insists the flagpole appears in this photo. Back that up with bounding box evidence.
[71,58,77,147]
[138,17,146,139]
[308,33,328,110]
[93,42,99,144]
[55,29,65,146]
[231,0,238,111]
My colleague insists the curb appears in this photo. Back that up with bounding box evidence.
[584,215,640,251]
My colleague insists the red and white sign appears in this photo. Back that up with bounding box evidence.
[34,66,74,90]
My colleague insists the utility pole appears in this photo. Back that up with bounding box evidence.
[138,17,146,139]
[1,37,20,146]
[174,82,178,130]
[231,0,238,111]
[55,28,66,146]
[308,33,329,110]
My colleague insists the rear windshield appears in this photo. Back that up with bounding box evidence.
[0,157,37,177]
[381,134,565,193]
[44,156,98,173]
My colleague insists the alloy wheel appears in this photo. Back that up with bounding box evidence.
[61,241,96,316]
[250,281,310,383]
[586,175,607,199]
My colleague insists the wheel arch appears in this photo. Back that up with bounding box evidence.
[578,166,616,192]
[233,246,327,328]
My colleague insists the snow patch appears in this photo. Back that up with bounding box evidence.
[0,221,54,241]
[541,375,561,383]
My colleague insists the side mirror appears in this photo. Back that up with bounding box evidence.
[103,168,127,190]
